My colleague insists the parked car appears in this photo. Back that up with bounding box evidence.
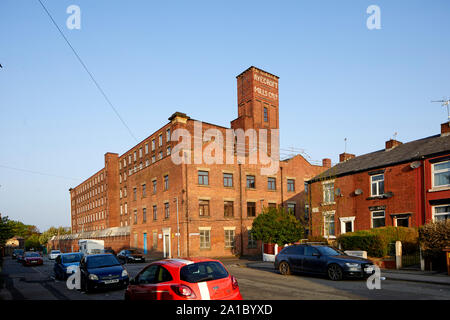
[16,250,25,263]
[53,252,83,280]
[49,250,61,260]
[274,244,375,281]
[12,249,24,259]
[117,249,145,263]
[102,248,116,255]
[124,258,242,300]
[79,254,129,293]
[22,251,44,266]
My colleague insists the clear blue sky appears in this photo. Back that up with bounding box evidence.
[1,0,449,231]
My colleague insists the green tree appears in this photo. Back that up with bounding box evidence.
[6,220,39,239]
[39,227,71,246]
[251,207,305,246]
[25,234,41,250]
[0,216,15,249]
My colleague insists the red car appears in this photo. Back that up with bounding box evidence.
[23,252,44,266]
[125,258,242,300]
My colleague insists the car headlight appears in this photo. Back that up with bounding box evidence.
[121,270,129,277]
[345,263,361,268]
[88,274,99,281]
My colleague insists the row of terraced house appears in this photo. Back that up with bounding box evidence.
[49,66,450,258]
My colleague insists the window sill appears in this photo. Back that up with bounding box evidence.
[321,202,336,206]
[197,184,210,188]
[246,187,256,191]
[366,195,387,200]
[428,186,450,192]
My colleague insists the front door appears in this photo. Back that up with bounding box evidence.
[143,233,147,255]
[163,229,171,258]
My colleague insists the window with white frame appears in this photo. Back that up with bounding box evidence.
[145,143,149,154]
[323,182,334,203]
[324,212,335,238]
[433,205,450,221]
[371,210,385,228]
[432,160,450,188]
[224,229,235,248]
[166,128,171,142]
[200,229,211,249]
[371,174,385,196]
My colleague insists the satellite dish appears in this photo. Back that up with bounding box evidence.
[410,161,421,169]
[385,191,394,198]
[354,189,363,195]
[334,188,342,196]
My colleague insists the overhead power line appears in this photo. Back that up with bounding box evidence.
[0,164,79,181]
[37,0,138,143]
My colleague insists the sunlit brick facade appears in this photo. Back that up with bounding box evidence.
[65,66,328,257]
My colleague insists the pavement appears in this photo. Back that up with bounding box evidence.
[217,257,450,286]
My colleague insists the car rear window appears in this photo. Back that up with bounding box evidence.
[25,252,40,257]
[87,255,120,269]
[180,261,228,283]
[62,254,82,263]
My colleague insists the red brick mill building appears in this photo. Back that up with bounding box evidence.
[49,67,329,258]
[307,122,450,239]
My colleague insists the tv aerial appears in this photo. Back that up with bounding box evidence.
[432,97,450,121]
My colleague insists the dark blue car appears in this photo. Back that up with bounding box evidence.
[53,252,83,280]
[274,244,375,281]
[79,254,129,292]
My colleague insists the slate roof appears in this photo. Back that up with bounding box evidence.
[309,134,450,183]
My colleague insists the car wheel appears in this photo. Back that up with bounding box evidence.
[327,264,343,281]
[279,261,291,275]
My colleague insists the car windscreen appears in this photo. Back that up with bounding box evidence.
[25,252,40,257]
[180,261,229,283]
[316,246,344,256]
[87,255,120,269]
[62,254,82,263]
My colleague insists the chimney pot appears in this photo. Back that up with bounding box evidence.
[385,139,402,150]
[441,122,450,136]
[339,153,355,162]
[322,158,332,168]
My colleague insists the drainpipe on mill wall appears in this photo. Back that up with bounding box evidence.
[184,153,190,258]
[239,163,243,256]
[280,166,284,210]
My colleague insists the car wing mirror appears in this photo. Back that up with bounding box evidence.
[312,252,321,257]
[129,278,136,285]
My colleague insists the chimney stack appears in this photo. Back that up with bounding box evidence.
[322,158,332,168]
[441,122,450,136]
[339,152,355,162]
[385,139,402,150]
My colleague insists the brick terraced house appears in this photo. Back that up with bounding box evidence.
[50,66,329,258]
[307,122,450,239]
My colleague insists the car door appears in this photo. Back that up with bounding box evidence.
[302,247,327,274]
[130,264,174,300]
[79,257,89,286]
[288,245,305,272]
[54,255,62,278]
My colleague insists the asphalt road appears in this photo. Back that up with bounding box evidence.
[1,256,449,300]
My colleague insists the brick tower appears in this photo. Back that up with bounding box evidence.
[231,66,280,156]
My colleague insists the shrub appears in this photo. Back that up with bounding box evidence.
[337,226,419,258]
[337,233,385,257]
[419,220,450,258]
[307,235,328,243]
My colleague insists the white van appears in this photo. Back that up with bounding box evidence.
[78,239,104,255]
